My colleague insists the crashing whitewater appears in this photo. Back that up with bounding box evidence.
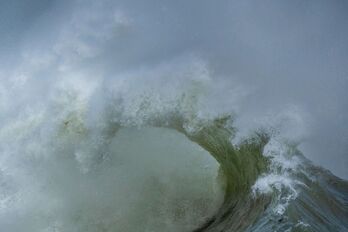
[0,76,347,232]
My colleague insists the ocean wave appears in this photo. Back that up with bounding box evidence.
[0,81,347,232]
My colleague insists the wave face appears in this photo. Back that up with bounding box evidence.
[0,78,347,232]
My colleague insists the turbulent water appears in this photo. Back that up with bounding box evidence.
[1,0,348,231]
[0,79,347,232]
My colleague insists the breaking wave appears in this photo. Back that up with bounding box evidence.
[0,78,347,232]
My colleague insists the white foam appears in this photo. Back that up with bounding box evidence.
[252,138,305,215]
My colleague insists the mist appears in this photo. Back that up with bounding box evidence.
[0,0,347,181]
